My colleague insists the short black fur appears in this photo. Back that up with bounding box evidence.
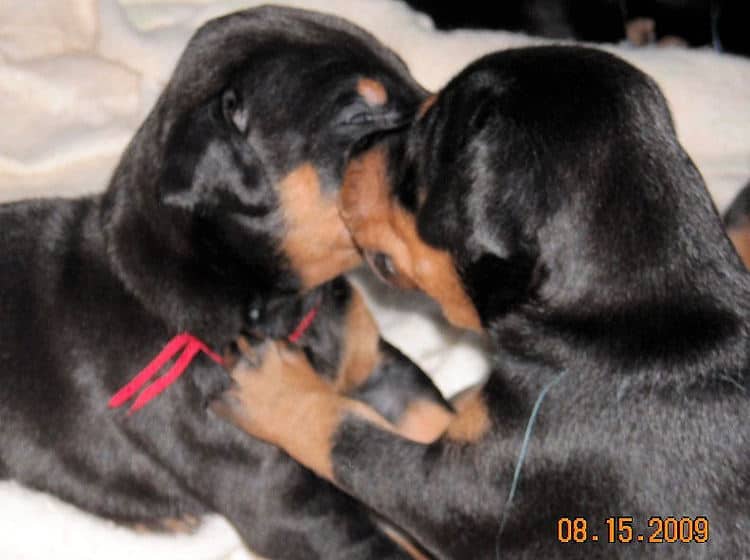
[317,46,750,558]
[0,6,440,559]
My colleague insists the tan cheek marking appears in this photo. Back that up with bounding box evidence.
[340,147,417,284]
[395,399,454,443]
[357,77,388,106]
[341,148,481,331]
[728,229,750,269]
[340,147,391,232]
[445,389,491,442]
[334,288,381,392]
[390,206,482,331]
[418,94,437,117]
[279,163,361,288]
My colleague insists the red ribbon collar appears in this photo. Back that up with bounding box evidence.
[108,333,223,414]
[287,304,319,343]
[109,304,319,414]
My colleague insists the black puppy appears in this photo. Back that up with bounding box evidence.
[0,6,443,558]
[215,46,750,558]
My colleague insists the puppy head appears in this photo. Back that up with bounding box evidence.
[340,133,483,331]
[342,46,732,331]
[137,7,425,292]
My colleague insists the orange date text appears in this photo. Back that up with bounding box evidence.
[556,516,709,544]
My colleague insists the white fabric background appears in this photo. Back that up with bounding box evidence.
[1,1,749,558]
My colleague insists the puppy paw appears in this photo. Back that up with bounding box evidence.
[210,338,332,446]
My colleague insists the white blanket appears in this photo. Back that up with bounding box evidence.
[1,1,749,558]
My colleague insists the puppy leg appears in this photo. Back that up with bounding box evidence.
[212,341,508,557]
[348,341,454,443]
[211,340,397,479]
[335,286,454,443]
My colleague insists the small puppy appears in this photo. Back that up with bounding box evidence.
[216,46,750,558]
[0,6,435,558]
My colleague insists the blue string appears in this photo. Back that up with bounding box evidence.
[495,368,568,559]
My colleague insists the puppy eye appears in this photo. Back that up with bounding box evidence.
[371,252,397,280]
[247,305,262,323]
[222,88,249,134]
[223,89,237,113]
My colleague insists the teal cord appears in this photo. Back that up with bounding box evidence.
[495,369,568,559]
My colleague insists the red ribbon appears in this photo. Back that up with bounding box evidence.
[109,304,319,414]
[287,305,319,343]
[108,333,223,414]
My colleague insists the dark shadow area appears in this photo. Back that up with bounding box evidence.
[402,0,749,56]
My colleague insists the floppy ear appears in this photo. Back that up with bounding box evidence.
[410,105,540,322]
[158,91,271,216]
[157,104,213,210]
[419,191,538,321]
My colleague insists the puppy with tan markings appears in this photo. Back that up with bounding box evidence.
[0,6,447,558]
[216,46,750,558]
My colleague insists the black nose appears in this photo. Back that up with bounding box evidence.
[366,251,396,283]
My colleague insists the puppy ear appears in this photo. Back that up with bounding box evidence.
[158,101,269,214]
[158,108,210,210]
[416,165,539,322]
